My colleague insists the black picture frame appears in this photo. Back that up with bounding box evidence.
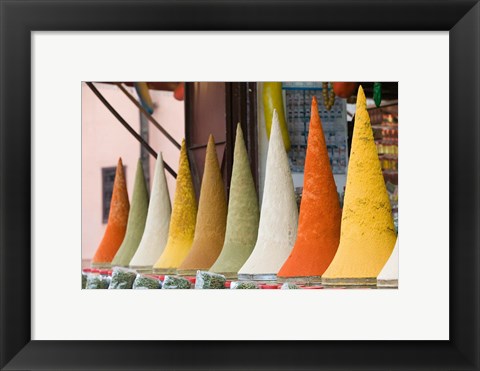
[1,1,479,370]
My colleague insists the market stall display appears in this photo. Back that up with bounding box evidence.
[322,86,396,286]
[129,153,171,271]
[209,124,260,279]
[153,140,197,273]
[238,111,298,281]
[177,135,227,275]
[278,96,341,281]
[91,158,130,268]
[377,238,399,288]
[111,159,149,267]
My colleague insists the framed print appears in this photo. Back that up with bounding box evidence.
[1,0,479,370]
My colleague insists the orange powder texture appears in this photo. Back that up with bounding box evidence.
[91,158,130,266]
[278,97,341,277]
[177,135,227,274]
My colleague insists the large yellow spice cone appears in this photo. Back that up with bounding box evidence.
[377,238,399,288]
[277,96,341,281]
[91,158,130,268]
[209,124,260,279]
[129,153,172,271]
[111,159,149,267]
[153,140,197,274]
[238,110,298,281]
[322,86,396,286]
[177,135,227,276]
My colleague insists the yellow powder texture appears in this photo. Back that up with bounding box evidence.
[322,86,396,283]
[177,135,227,275]
[153,140,197,273]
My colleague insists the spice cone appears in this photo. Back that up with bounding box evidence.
[210,124,260,278]
[238,110,298,280]
[153,140,197,273]
[91,158,130,267]
[278,97,341,280]
[322,86,396,286]
[111,159,149,267]
[129,153,172,270]
[177,135,227,275]
[377,238,399,288]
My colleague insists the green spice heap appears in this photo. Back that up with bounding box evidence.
[82,272,88,289]
[230,281,258,289]
[281,282,300,289]
[195,271,226,289]
[133,274,161,289]
[108,267,137,289]
[162,275,192,289]
[85,274,109,289]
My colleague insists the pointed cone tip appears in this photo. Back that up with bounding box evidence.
[356,85,366,109]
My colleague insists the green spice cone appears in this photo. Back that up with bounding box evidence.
[129,153,172,270]
[111,159,149,267]
[210,124,260,278]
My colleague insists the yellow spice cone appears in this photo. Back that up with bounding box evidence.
[153,140,197,273]
[129,153,172,270]
[322,86,396,286]
[177,135,227,275]
[238,110,298,280]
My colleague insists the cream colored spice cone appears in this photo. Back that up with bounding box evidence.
[238,110,298,280]
[111,159,149,267]
[322,86,396,286]
[129,153,172,269]
[177,135,227,275]
[210,124,260,278]
[153,140,197,273]
[377,238,399,288]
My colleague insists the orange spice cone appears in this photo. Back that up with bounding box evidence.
[91,158,130,267]
[238,110,298,281]
[177,135,227,275]
[277,97,341,281]
[322,86,396,286]
[111,159,149,267]
[153,140,197,273]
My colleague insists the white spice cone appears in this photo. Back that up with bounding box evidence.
[129,153,172,270]
[377,238,399,288]
[238,110,298,280]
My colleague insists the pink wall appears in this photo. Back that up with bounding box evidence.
[82,83,184,261]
